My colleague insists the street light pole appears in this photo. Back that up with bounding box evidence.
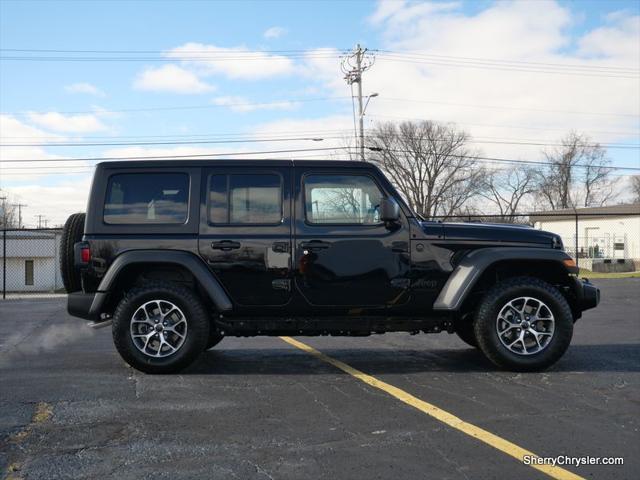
[360,92,378,161]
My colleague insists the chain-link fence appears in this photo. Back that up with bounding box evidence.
[1,206,638,299]
[0,228,65,299]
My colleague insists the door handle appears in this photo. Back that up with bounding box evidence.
[300,240,331,251]
[211,240,241,251]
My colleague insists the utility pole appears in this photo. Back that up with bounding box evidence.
[342,45,376,161]
[35,214,45,229]
[13,203,27,229]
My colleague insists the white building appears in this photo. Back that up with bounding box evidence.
[531,204,640,270]
[0,230,64,293]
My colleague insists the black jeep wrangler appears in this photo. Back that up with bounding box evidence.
[62,160,599,374]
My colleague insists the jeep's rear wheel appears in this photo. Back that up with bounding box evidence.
[112,282,209,374]
[474,277,573,372]
[60,212,85,293]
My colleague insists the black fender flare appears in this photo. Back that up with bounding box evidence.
[433,247,576,311]
[89,250,232,316]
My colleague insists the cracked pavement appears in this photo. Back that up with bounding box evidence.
[1,279,638,479]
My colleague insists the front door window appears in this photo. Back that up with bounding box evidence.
[305,174,382,225]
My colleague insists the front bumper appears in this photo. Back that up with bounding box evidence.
[574,278,600,312]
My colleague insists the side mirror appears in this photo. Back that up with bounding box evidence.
[379,197,400,223]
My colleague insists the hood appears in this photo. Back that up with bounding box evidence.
[424,221,561,248]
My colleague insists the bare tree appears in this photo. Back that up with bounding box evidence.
[536,132,617,209]
[482,166,536,222]
[0,194,18,228]
[630,175,640,203]
[367,121,486,218]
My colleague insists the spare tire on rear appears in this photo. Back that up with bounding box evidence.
[60,213,86,293]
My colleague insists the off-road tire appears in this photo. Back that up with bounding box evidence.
[455,320,478,348]
[474,276,573,372]
[60,212,85,293]
[112,281,209,374]
[206,329,224,350]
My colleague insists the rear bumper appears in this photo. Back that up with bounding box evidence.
[67,292,100,320]
[574,278,600,312]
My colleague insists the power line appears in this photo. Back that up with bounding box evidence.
[363,146,640,171]
[0,146,352,163]
[377,97,640,118]
[368,113,640,135]
[0,53,342,62]
[1,146,638,171]
[4,96,637,119]
[2,47,636,70]
[2,123,637,142]
[0,128,353,141]
[376,52,640,79]
[0,48,340,53]
[378,50,640,73]
[3,48,638,79]
[2,135,638,149]
[3,97,349,116]
[0,136,331,147]
[2,170,93,176]
[3,47,637,73]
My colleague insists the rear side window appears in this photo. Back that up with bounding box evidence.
[104,173,189,224]
[208,174,282,224]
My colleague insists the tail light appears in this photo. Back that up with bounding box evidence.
[74,241,91,267]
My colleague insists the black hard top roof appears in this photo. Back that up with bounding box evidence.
[95,159,375,169]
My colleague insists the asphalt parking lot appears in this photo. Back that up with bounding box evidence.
[1,278,638,480]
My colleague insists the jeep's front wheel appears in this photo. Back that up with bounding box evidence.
[474,277,573,372]
[112,282,209,374]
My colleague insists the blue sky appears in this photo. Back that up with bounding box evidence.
[1,0,639,225]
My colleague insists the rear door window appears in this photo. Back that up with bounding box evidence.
[207,173,282,224]
[104,173,189,224]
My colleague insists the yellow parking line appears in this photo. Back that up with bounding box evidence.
[280,336,584,480]
[8,402,52,443]
[6,402,53,480]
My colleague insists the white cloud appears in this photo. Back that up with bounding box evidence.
[27,111,108,133]
[0,115,86,168]
[368,0,460,26]
[299,48,345,90]
[65,82,105,97]
[264,26,287,39]
[99,145,231,159]
[212,95,297,113]
[0,115,91,226]
[166,42,295,79]
[4,180,92,227]
[578,13,640,60]
[133,64,216,94]
[307,0,640,164]
[250,115,356,159]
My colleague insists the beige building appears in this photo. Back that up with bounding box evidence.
[1,230,64,293]
[531,204,640,271]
